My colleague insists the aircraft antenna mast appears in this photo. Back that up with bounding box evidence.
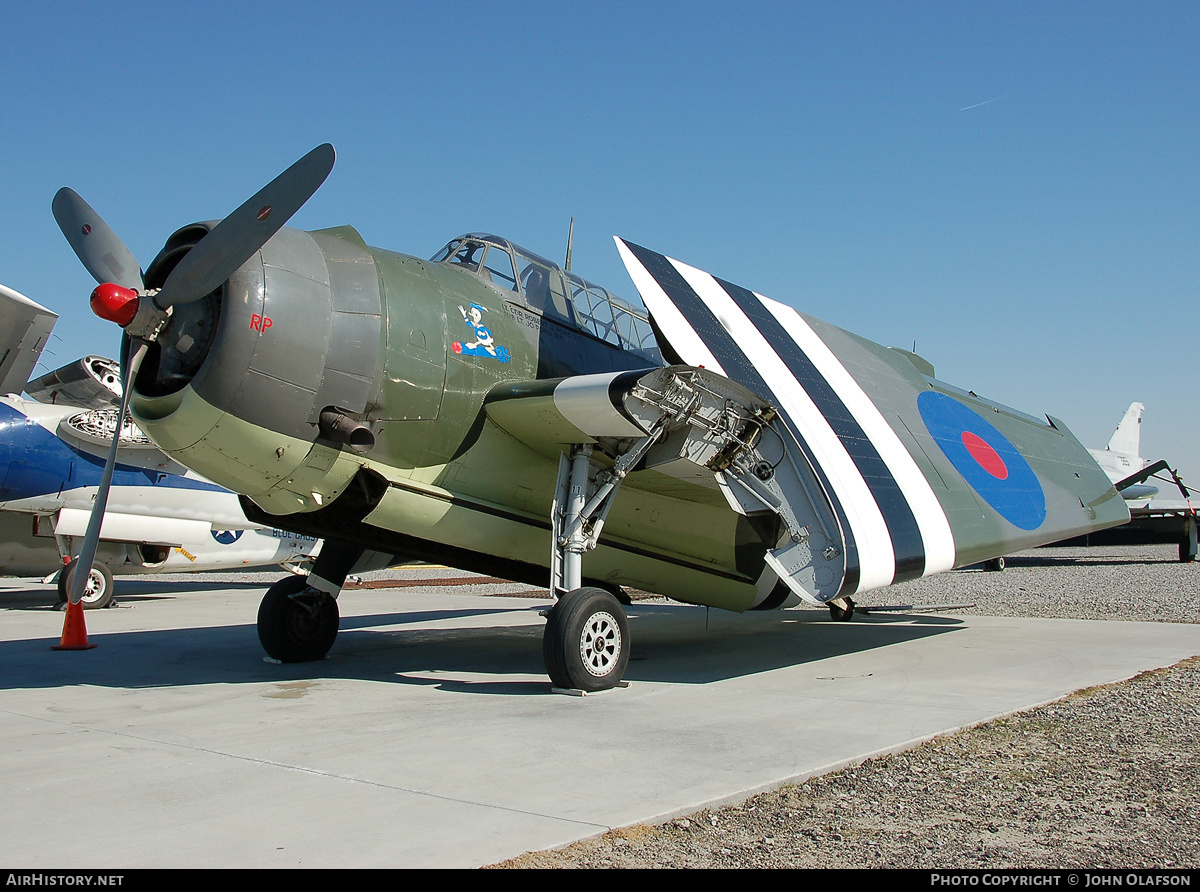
[564,218,574,272]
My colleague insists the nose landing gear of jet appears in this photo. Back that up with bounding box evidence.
[57,559,115,610]
[828,596,855,621]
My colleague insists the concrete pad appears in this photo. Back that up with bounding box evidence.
[2,577,1198,868]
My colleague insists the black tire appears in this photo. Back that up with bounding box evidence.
[543,587,630,692]
[257,575,339,662]
[1180,538,1196,563]
[57,560,115,610]
[829,596,856,622]
[985,556,1006,572]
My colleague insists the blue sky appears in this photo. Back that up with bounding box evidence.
[2,1,1197,487]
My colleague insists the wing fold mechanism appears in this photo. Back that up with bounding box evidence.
[486,365,846,603]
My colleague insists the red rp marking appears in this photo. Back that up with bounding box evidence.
[257,205,272,221]
[250,313,273,332]
[962,431,1008,479]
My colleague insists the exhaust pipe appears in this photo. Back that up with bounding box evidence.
[319,407,375,455]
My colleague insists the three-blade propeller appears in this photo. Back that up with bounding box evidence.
[156,143,335,309]
[51,189,145,292]
[51,144,336,606]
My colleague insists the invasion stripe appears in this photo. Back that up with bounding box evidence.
[617,239,863,597]
[668,258,900,592]
[758,296,956,575]
[709,275,929,583]
[618,241,724,372]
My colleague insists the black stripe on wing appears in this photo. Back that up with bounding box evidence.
[622,240,862,596]
[715,277,926,583]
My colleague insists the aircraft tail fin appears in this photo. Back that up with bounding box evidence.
[1106,401,1145,458]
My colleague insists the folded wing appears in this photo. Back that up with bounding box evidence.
[614,238,1129,598]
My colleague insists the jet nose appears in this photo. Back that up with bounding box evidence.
[0,400,63,504]
[0,402,18,501]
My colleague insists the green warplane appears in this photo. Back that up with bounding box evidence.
[57,144,1128,691]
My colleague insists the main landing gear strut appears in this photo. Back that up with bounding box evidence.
[539,367,840,692]
[542,440,659,692]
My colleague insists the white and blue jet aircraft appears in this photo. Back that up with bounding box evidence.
[1085,401,1197,562]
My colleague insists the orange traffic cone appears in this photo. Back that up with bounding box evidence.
[52,598,97,651]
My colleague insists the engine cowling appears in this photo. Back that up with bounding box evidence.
[131,224,383,515]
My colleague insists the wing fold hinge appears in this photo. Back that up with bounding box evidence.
[547,366,845,603]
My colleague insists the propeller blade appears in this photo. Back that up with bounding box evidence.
[51,188,145,291]
[67,340,148,604]
[155,143,336,308]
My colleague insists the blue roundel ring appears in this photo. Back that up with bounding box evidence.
[917,391,1047,531]
[211,529,244,545]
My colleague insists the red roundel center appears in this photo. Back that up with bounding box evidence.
[962,431,1008,479]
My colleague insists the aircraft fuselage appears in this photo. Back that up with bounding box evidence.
[131,227,772,609]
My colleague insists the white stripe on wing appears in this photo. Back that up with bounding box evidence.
[669,257,897,592]
[758,295,957,574]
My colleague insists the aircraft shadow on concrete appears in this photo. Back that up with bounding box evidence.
[0,600,962,695]
[977,554,1173,570]
[0,578,276,612]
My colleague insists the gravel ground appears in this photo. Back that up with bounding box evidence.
[491,544,1200,869]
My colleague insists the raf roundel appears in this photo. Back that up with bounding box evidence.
[917,391,1047,531]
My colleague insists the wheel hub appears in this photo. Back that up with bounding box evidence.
[580,611,621,677]
[80,570,104,604]
[286,593,329,642]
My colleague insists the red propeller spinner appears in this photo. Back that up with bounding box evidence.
[90,282,140,327]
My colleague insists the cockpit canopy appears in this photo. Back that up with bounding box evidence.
[431,234,662,362]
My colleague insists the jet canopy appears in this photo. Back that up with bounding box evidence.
[431,234,661,362]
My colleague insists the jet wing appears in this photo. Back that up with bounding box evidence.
[615,239,1129,595]
[0,284,58,396]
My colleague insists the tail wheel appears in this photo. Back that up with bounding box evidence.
[829,596,856,622]
[257,575,339,663]
[57,560,115,610]
[1181,524,1198,563]
[543,587,630,692]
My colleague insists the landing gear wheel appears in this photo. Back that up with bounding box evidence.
[57,560,114,610]
[1181,519,1198,563]
[257,575,339,662]
[828,596,856,622]
[985,556,1006,571]
[543,587,630,692]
